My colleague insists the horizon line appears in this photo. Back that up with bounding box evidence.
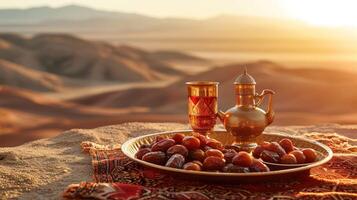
[0,3,302,21]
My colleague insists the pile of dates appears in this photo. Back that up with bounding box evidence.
[253,138,318,164]
[135,133,270,173]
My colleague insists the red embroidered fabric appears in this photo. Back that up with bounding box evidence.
[63,133,357,200]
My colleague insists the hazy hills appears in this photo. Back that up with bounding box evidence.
[0,33,208,146]
[0,5,153,25]
[1,4,356,61]
[0,59,64,91]
[0,33,199,91]
[73,61,357,125]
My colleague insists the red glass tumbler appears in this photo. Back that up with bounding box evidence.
[186,81,219,136]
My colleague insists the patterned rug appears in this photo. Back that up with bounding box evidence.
[63,132,357,200]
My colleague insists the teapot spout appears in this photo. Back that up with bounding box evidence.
[217,110,226,122]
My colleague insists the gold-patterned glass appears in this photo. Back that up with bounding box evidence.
[186,81,219,136]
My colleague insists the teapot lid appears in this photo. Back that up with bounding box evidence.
[234,67,256,85]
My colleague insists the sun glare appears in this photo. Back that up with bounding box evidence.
[283,0,357,27]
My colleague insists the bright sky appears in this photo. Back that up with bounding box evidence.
[1,0,357,27]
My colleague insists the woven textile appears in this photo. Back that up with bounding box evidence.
[63,132,357,200]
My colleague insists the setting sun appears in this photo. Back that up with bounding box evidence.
[283,0,357,27]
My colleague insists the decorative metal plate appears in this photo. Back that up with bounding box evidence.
[121,130,333,182]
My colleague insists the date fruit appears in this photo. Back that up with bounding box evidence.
[232,151,253,167]
[267,142,287,157]
[203,156,225,171]
[206,139,224,150]
[223,149,237,163]
[252,145,264,158]
[205,149,224,159]
[165,154,185,168]
[260,141,271,149]
[189,149,205,161]
[192,160,203,167]
[151,138,175,152]
[136,134,284,173]
[183,162,202,171]
[135,148,151,159]
[155,136,165,143]
[279,138,294,153]
[302,148,317,163]
[172,133,185,144]
[250,159,270,172]
[260,150,280,163]
[167,145,188,157]
[289,150,306,164]
[194,134,207,147]
[252,138,319,165]
[182,136,201,150]
[223,163,250,173]
[142,151,166,165]
[280,154,297,164]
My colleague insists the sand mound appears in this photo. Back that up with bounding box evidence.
[0,33,185,85]
[116,45,191,76]
[0,86,77,114]
[0,33,28,48]
[0,35,41,70]
[0,123,355,199]
[30,33,174,81]
[0,59,63,91]
[0,86,179,146]
[0,39,10,49]
[0,122,186,199]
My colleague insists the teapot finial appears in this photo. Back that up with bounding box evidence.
[234,67,256,85]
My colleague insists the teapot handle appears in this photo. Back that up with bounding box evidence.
[254,89,275,107]
[255,89,275,125]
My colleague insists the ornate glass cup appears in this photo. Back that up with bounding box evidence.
[186,81,219,136]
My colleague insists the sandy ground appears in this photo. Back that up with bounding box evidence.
[0,122,356,199]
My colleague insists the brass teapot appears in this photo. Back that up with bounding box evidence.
[217,68,275,149]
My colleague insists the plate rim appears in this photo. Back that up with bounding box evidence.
[121,129,333,177]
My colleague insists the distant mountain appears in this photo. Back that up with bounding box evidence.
[0,5,153,25]
[0,33,192,91]
[0,4,346,39]
[1,4,356,56]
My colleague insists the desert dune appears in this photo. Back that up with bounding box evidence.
[0,59,64,92]
[0,33,189,88]
[72,61,357,125]
[0,86,188,146]
[0,33,213,147]
[0,33,356,147]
